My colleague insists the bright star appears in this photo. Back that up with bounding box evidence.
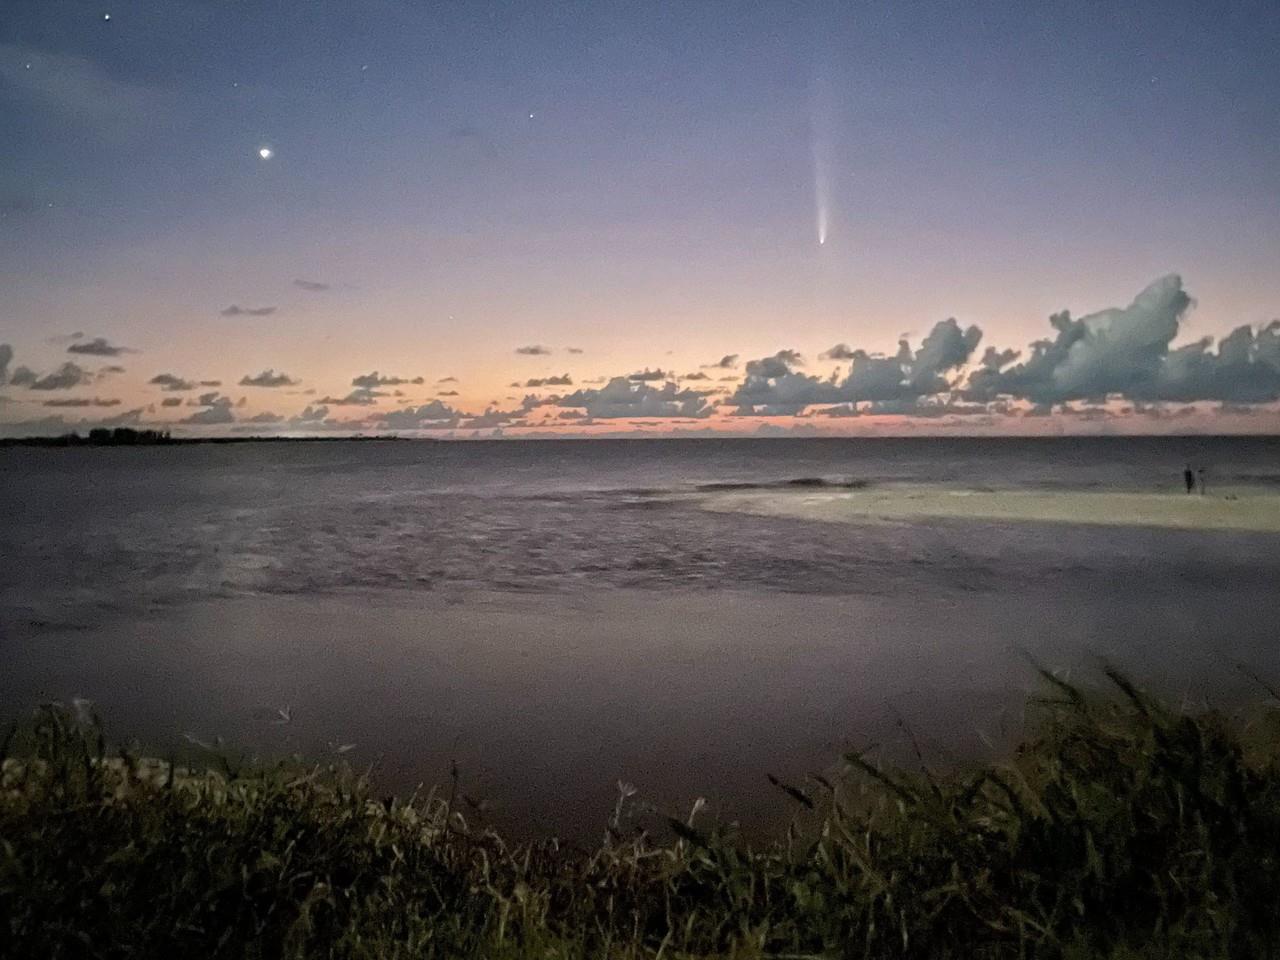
[258,147,273,160]
[103,13,111,20]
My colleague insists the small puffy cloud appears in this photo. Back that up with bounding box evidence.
[820,343,856,361]
[515,345,551,356]
[566,347,584,354]
[627,367,670,382]
[10,361,92,390]
[221,305,277,317]
[246,411,285,424]
[239,369,299,388]
[319,389,382,406]
[160,397,182,407]
[525,373,573,387]
[293,279,330,292]
[437,376,458,383]
[200,380,221,387]
[681,371,710,380]
[179,393,234,425]
[67,336,131,357]
[292,405,329,423]
[437,389,459,396]
[97,365,126,378]
[702,354,739,370]
[552,377,714,419]
[375,399,461,429]
[149,373,195,391]
[351,371,424,388]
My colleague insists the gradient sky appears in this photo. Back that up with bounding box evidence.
[3,0,1279,436]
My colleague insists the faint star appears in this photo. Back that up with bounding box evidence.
[258,146,273,160]
[528,112,535,119]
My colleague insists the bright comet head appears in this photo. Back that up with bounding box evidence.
[258,146,273,160]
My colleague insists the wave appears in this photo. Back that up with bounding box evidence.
[695,477,869,492]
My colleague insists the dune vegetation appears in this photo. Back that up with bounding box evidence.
[4,671,1280,959]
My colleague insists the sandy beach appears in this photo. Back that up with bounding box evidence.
[700,485,1280,533]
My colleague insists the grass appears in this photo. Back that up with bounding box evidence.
[3,670,1280,959]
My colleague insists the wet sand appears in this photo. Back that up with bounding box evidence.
[700,486,1280,533]
[4,585,1277,840]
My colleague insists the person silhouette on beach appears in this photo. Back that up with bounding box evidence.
[1184,465,1195,494]
[1197,468,1207,496]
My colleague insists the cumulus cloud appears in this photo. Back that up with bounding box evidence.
[437,389,459,396]
[524,373,573,387]
[438,376,458,383]
[820,343,856,360]
[10,361,92,390]
[319,389,382,406]
[702,354,739,370]
[963,275,1280,405]
[66,336,131,357]
[627,368,670,382]
[681,371,710,380]
[246,411,285,424]
[292,405,329,422]
[149,373,195,391]
[42,397,121,408]
[375,400,461,429]
[160,397,182,407]
[293,279,330,292]
[566,347,584,354]
[549,377,714,419]
[179,393,234,425]
[221,305,277,317]
[733,324,979,415]
[351,371,424,388]
[239,369,299,388]
[515,345,551,356]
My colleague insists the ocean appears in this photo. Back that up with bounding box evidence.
[2,435,1279,837]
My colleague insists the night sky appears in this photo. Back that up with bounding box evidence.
[3,0,1279,436]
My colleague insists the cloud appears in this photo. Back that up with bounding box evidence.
[292,405,329,423]
[221,305,277,317]
[319,389,382,406]
[681,371,711,380]
[732,325,979,415]
[524,373,573,387]
[627,368,670,382]
[179,393,234,425]
[515,345,551,356]
[199,380,221,387]
[351,371,424,388]
[549,377,714,419]
[98,365,126,378]
[702,354,739,370]
[293,279,330,292]
[820,343,856,361]
[437,376,458,383]
[41,397,121,408]
[437,389,459,396]
[566,347,584,354]
[160,397,182,407]
[246,411,285,424]
[66,337,131,357]
[0,44,175,131]
[239,369,299,388]
[149,373,195,391]
[375,400,461,430]
[0,343,11,385]
[962,275,1280,405]
[10,362,92,390]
